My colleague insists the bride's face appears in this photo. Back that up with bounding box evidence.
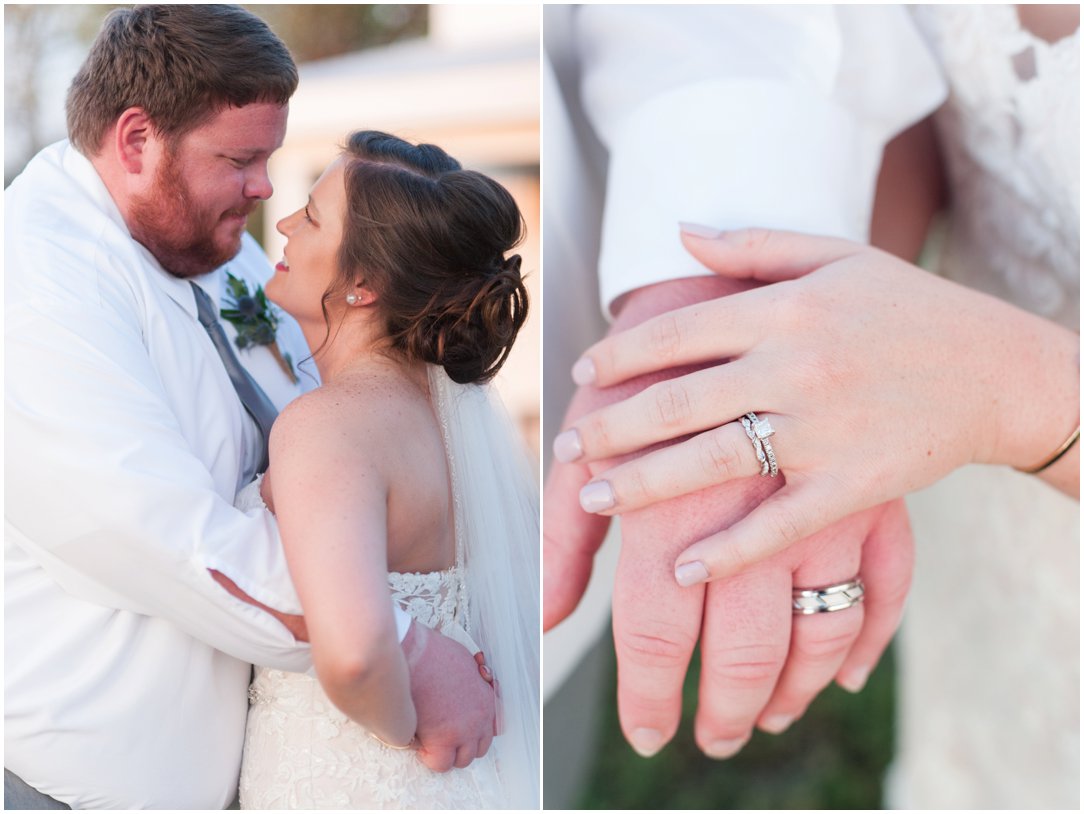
[267,157,348,323]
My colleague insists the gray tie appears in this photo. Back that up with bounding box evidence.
[190,282,277,475]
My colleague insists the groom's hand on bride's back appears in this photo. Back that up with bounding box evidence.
[402,621,497,772]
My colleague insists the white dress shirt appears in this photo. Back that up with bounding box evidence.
[4,140,407,808]
[542,5,947,696]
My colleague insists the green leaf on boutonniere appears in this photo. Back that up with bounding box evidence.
[220,271,298,384]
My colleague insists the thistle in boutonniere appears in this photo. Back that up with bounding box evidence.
[220,271,298,383]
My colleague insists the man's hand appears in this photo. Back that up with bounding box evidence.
[545,276,913,758]
[209,569,309,642]
[402,621,497,772]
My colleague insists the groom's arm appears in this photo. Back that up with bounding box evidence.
[206,571,497,770]
[6,270,315,670]
[210,568,310,641]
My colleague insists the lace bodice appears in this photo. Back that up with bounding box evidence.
[234,478,507,810]
[910,4,1079,327]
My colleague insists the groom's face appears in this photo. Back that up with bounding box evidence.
[128,102,289,278]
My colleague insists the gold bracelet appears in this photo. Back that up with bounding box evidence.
[1017,424,1081,474]
[368,732,417,751]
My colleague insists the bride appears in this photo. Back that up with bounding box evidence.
[234,131,538,809]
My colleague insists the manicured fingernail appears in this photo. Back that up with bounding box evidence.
[839,666,870,693]
[629,728,665,758]
[674,560,709,587]
[553,429,583,463]
[579,480,615,513]
[679,221,723,239]
[704,737,747,760]
[571,356,597,386]
[760,714,794,734]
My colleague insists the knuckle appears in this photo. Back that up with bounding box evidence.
[647,380,693,428]
[580,412,614,456]
[647,313,684,363]
[422,750,455,773]
[766,279,805,327]
[767,505,807,546]
[702,643,787,688]
[597,339,619,381]
[697,430,741,481]
[716,542,753,576]
[740,227,776,257]
[623,465,658,506]
[615,620,696,672]
[792,627,859,664]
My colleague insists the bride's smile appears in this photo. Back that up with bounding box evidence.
[266,157,348,329]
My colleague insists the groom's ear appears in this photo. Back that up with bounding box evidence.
[113,107,153,174]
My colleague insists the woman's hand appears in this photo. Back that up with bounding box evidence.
[556,227,1079,585]
[546,275,915,757]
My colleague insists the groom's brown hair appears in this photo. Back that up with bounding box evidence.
[65,4,298,155]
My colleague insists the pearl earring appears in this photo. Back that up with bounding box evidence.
[346,293,360,305]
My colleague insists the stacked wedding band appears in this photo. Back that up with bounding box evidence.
[741,412,778,477]
[792,578,865,614]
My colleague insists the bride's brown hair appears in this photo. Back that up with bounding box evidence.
[331,130,528,385]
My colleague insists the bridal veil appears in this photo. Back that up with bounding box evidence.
[429,366,540,809]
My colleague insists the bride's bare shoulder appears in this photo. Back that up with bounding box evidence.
[269,367,430,466]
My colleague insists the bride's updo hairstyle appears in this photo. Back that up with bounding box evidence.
[335,130,529,385]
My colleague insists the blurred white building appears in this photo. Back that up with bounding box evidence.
[266,4,541,454]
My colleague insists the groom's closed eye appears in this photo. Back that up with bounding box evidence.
[222,152,258,168]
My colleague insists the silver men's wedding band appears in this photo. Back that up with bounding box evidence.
[740,412,779,477]
[792,578,865,615]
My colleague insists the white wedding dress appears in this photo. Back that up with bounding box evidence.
[890,6,1079,809]
[237,368,540,810]
[238,560,505,809]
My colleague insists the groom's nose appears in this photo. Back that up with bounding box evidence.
[243,162,274,200]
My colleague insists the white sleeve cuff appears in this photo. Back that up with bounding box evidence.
[597,78,878,314]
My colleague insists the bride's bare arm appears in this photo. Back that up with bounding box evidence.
[268,390,417,748]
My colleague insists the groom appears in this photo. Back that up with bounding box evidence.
[5,6,495,809]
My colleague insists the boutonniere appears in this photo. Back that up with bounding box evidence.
[220,271,298,383]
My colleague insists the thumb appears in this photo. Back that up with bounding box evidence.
[543,456,611,630]
[679,224,862,283]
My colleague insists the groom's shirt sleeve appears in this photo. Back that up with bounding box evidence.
[5,143,319,670]
[572,4,949,315]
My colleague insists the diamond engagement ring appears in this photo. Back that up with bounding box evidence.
[740,412,778,477]
[792,578,865,615]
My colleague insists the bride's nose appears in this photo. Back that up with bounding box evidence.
[276,210,299,237]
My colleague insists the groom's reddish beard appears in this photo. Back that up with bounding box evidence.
[128,148,256,279]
